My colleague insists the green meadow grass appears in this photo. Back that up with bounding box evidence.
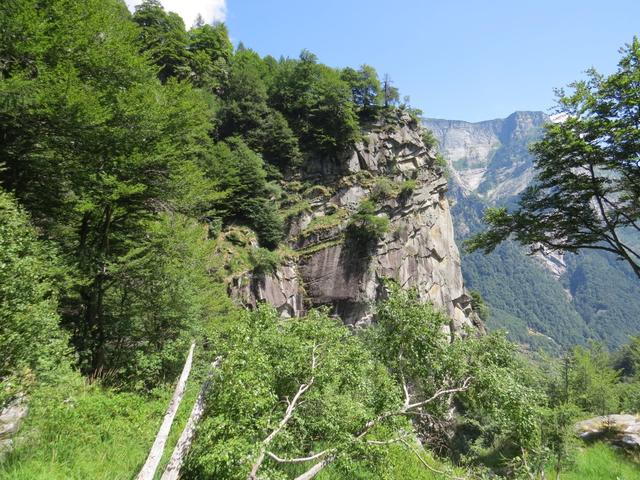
[550,442,640,480]
[0,372,198,480]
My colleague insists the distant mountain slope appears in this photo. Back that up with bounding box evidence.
[424,112,640,350]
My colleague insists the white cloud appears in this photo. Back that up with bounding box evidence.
[125,0,227,27]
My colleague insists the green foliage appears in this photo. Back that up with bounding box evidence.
[188,22,233,90]
[399,179,418,199]
[469,38,640,278]
[103,213,216,389]
[248,247,281,275]
[421,129,439,151]
[539,403,580,477]
[182,306,399,479]
[132,0,190,82]
[340,64,382,109]
[469,290,489,323]
[453,181,640,351]
[369,177,399,202]
[207,138,284,248]
[0,190,70,406]
[372,286,544,460]
[217,48,302,172]
[434,153,448,170]
[461,241,589,349]
[301,209,348,236]
[0,0,221,380]
[345,200,389,251]
[269,51,360,155]
[567,343,621,415]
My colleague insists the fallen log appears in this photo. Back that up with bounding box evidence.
[161,357,221,480]
[137,342,196,480]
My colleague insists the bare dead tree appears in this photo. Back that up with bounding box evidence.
[137,342,196,480]
[161,357,222,480]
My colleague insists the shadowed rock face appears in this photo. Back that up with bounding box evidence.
[232,111,482,337]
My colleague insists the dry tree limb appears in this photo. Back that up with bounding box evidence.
[248,344,320,480]
[161,356,222,480]
[137,342,196,480]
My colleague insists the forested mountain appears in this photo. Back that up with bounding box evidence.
[424,112,640,350]
[1,1,639,479]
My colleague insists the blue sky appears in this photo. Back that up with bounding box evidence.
[221,0,639,122]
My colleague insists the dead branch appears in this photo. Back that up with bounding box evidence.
[248,344,320,480]
[137,342,196,480]
[161,356,222,480]
[266,449,332,464]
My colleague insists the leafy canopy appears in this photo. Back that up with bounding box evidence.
[468,38,640,278]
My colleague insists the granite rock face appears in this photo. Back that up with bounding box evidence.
[423,111,547,202]
[232,112,482,337]
[0,395,28,458]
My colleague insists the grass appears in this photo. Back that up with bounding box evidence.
[301,209,348,237]
[0,369,201,480]
[296,238,344,257]
[315,444,466,480]
[549,442,640,480]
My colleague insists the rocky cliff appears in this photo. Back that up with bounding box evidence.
[232,111,482,338]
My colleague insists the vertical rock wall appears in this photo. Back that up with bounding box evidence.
[233,112,482,337]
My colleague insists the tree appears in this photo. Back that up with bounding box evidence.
[207,138,284,248]
[181,306,402,479]
[0,0,220,379]
[133,0,191,82]
[269,51,360,155]
[341,64,382,108]
[217,48,302,171]
[0,189,70,406]
[467,38,640,278]
[187,22,232,90]
[382,74,400,107]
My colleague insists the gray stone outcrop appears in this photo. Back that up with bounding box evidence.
[232,111,482,337]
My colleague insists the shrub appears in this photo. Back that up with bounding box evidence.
[369,177,398,202]
[421,129,439,151]
[248,247,281,275]
[398,179,417,201]
[0,190,70,406]
[345,200,389,252]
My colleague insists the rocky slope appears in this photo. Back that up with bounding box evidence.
[424,112,640,349]
[232,112,482,338]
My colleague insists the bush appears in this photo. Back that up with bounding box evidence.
[345,200,389,252]
[398,179,417,201]
[0,190,70,406]
[421,129,438,151]
[369,177,398,202]
[248,247,281,275]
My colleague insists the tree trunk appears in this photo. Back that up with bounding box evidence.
[137,342,196,480]
[161,358,221,480]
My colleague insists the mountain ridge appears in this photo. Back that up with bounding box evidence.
[424,111,640,350]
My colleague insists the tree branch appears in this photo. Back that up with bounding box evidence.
[248,344,320,480]
[266,449,332,464]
